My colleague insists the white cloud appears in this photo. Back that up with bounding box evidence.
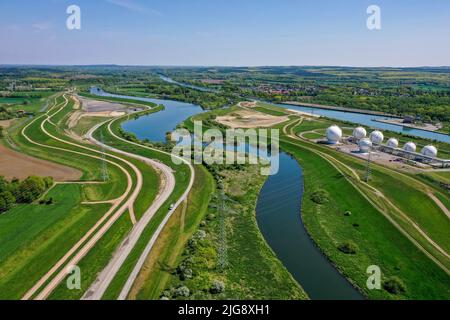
[32,22,51,32]
[105,0,162,16]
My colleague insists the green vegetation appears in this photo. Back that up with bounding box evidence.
[160,163,307,300]
[0,183,109,299]
[130,165,214,299]
[0,176,53,213]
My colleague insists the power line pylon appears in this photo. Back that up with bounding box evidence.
[100,131,109,182]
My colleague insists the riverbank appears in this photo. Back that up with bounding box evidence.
[282,101,400,117]
[373,118,442,133]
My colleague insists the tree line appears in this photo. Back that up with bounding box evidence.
[0,176,54,213]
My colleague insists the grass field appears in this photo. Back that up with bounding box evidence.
[280,135,449,299]
[159,164,308,300]
[130,165,215,299]
[0,184,109,299]
[189,104,449,299]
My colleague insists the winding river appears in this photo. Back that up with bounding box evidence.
[90,87,363,299]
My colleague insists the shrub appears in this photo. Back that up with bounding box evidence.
[0,191,15,213]
[194,230,207,240]
[174,286,190,298]
[16,176,47,203]
[310,189,329,205]
[338,241,358,254]
[383,277,406,294]
[210,280,225,294]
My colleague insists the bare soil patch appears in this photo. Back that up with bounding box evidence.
[78,97,129,113]
[215,109,289,129]
[0,143,82,181]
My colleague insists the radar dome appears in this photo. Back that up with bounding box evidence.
[358,138,373,153]
[387,138,399,148]
[369,130,384,144]
[404,142,417,152]
[421,145,438,158]
[326,125,342,144]
[353,127,367,140]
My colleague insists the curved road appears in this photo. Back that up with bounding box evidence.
[81,102,195,300]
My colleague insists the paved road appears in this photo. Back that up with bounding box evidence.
[81,121,176,300]
[21,95,141,300]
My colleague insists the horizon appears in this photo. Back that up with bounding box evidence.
[2,64,450,69]
[1,0,450,67]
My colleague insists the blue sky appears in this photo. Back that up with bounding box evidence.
[1,0,449,66]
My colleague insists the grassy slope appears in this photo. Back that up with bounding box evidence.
[161,165,307,300]
[294,118,450,254]
[2,94,161,300]
[130,165,215,299]
[281,138,449,299]
[0,184,109,299]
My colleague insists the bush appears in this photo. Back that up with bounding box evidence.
[338,241,358,254]
[174,286,190,298]
[16,176,47,203]
[310,189,329,205]
[194,230,207,240]
[0,191,16,213]
[210,280,225,294]
[383,277,406,294]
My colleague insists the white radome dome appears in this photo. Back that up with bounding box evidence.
[353,127,367,140]
[421,145,438,158]
[404,142,417,153]
[387,138,399,148]
[326,125,342,144]
[370,130,384,144]
[358,138,373,153]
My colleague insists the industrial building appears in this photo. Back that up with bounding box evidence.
[324,125,450,168]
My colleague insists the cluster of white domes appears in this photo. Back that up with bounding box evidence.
[358,138,373,153]
[421,145,438,158]
[353,127,367,140]
[326,125,343,144]
[325,125,439,159]
[404,142,417,153]
[369,130,384,144]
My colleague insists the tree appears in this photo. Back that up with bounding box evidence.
[0,191,16,213]
[16,176,46,203]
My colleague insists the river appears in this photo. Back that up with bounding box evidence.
[90,87,363,299]
[157,75,450,144]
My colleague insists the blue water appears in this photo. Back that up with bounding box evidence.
[90,87,364,299]
[256,152,363,300]
[90,87,204,142]
[157,74,450,144]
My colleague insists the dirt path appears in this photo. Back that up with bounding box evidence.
[21,95,139,300]
[428,192,450,219]
[82,112,195,300]
[282,119,450,274]
[81,121,175,300]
